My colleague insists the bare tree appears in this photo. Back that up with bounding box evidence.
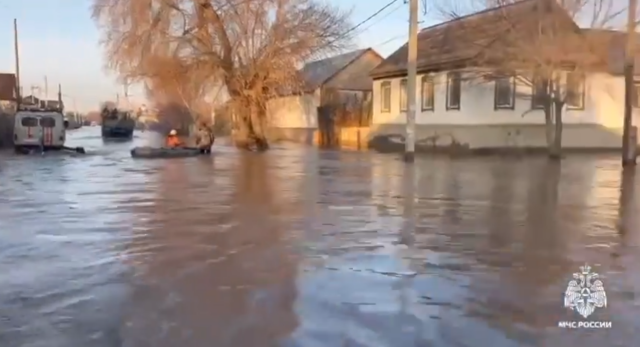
[435,0,624,158]
[142,56,212,133]
[92,0,352,151]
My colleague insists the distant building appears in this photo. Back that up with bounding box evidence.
[369,0,640,151]
[0,73,17,113]
[267,48,384,143]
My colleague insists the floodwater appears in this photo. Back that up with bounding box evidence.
[0,127,639,347]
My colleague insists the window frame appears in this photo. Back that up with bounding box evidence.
[446,72,461,110]
[39,117,56,128]
[399,78,408,112]
[380,81,391,113]
[565,72,585,110]
[494,75,516,110]
[21,116,38,127]
[421,75,435,111]
[531,77,548,110]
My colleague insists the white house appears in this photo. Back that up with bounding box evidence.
[368,0,640,152]
[267,48,384,144]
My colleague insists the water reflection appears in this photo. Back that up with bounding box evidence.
[617,167,636,237]
[2,129,640,346]
[121,152,300,346]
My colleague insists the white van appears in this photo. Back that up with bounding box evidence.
[14,110,67,150]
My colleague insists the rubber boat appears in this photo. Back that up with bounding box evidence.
[130,146,208,159]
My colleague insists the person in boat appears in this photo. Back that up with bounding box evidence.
[195,122,214,154]
[166,129,184,148]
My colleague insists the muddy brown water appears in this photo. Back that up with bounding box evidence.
[0,127,639,347]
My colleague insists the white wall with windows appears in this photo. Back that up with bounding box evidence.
[372,70,637,128]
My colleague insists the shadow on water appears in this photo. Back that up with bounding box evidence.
[1,128,640,347]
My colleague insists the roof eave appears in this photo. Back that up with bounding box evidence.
[370,59,475,79]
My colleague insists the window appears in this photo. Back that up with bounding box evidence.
[494,75,515,109]
[633,82,640,108]
[21,117,38,127]
[566,72,585,109]
[421,75,434,111]
[399,79,408,111]
[40,117,56,128]
[531,77,548,109]
[380,81,391,113]
[446,72,461,110]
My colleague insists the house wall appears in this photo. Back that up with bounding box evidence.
[266,50,383,144]
[323,50,383,91]
[266,91,319,143]
[370,71,639,150]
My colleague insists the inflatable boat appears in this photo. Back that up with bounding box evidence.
[130,146,208,159]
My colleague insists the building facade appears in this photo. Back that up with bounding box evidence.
[268,48,384,144]
[368,0,640,152]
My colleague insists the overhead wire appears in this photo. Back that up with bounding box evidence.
[328,0,400,45]
[357,1,405,33]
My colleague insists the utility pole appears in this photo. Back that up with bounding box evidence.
[404,0,418,163]
[622,0,637,166]
[13,18,21,104]
[44,75,48,102]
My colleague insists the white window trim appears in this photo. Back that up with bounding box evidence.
[495,76,515,109]
[421,75,434,111]
[446,72,461,110]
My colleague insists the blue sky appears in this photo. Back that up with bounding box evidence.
[0,0,437,112]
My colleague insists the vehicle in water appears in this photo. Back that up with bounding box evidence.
[13,85,85,154]
[130,146,210,159]
[101,104,135,139]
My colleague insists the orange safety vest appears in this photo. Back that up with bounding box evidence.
[166,135,182,147]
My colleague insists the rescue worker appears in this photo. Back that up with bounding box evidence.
[166,129,184,148]
[195,122,214,154]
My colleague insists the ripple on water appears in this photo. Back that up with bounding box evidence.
[1,133,640,346]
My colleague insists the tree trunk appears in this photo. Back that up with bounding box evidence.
[549,101,563,160]
[233,112,254,150]
[543,101,554,151]
[229,97,270,151]
[250,102,269,151]
[546,101,564,160]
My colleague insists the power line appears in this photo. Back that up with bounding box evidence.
[374,21,431,49]
[332,0,400,43]
[375,35,406,47]
[358,2,405,33]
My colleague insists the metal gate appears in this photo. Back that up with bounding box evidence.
[317,106,338,147]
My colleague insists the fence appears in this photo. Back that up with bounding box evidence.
[317,97,372,147]
[0,113,14,148]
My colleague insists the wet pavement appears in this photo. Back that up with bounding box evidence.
[0,127,639,347]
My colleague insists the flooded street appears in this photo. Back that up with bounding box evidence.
[1,127,639,347]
